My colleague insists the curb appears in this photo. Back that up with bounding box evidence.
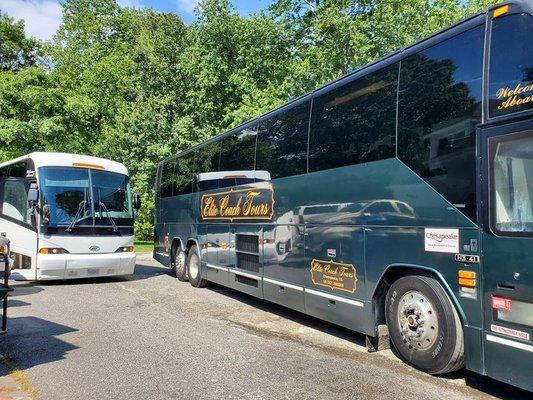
[0,354,36,400]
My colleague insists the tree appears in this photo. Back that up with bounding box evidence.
[0,0,502,240]
[0,11,39,71]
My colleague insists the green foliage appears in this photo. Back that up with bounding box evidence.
[0,11,39,71]
[0,0,500,240]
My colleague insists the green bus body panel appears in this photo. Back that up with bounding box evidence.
[155,158,479,338]
[481,233,533,391]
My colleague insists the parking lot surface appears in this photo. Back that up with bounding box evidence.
[0,254,529,400]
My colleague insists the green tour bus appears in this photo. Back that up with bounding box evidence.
[154,1,533,391]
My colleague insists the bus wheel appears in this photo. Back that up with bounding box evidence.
[187,245,208,288]
[172,246,188,281]
[385,275,464,375]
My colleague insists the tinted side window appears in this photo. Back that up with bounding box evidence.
[160,161,174,198]
[309,63,398,172]
[191,142,221,192]
[0,161,27,178]
[256,101,310,178]
[2,180,29,223]
[489,13,533,118]
[174,153,194,196]
[219,128,257,172]
[398,25,484,221]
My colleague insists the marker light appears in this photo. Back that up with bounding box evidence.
[493,5,509,19]
[39,247,69,254]
[458,270,476,288]
[0,245,6,254]
[116,246,134,253]
[72,162,105,170]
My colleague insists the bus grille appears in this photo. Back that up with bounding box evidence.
[236,234,259,253]
[236,252,260,273]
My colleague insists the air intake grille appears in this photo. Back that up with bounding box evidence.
[236,252,260,272]
[236,234,259,253]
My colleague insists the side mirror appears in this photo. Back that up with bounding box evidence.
[133,194,141,210]
[28,183,39,205]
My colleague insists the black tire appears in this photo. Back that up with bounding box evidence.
[186,245,208,288]
[172,244,188,281]
[385,274,464,375]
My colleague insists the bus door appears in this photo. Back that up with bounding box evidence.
[304,221,367,333]
[0,177,38,280]
[228,224,263,298]
[480,119,533,390]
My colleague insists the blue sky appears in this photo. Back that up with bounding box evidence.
[1,0,274,41]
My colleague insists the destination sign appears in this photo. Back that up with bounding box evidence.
[200,186,274,221]
[310,259,357,294]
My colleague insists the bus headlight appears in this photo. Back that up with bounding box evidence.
[115,246,134,253]
[39,248,69,254]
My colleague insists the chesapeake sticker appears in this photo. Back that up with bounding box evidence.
[201,186,274,221]
[496,83,533,111]
[310,259,357,293]
[424,228,459,254]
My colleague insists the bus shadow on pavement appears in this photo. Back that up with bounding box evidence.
[207,283,366,347]
[208,283,530,400]
[6,284,43,297]
[0,316,78,372]
[32,263,168,286]
[6,299,31,308]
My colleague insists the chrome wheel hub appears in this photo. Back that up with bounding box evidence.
[397,290,438,351]
[189,253,199,280]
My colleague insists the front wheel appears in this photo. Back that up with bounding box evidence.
[385,275,464,375]
[187,245,208,288]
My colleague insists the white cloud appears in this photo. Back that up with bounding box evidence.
[177,0,199,14]
[1,0,63,41]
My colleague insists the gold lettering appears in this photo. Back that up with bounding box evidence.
[201,187,274,221]
[496,83,533,110]
[202,197,218,217]
[310,259,357,293]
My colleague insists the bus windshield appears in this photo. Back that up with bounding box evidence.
[39,167,133,228]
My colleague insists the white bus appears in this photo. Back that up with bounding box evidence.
[0,152,140,280]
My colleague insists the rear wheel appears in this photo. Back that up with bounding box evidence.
[187,245,208,288]
[385,275,464,374]
[172,245,188,281]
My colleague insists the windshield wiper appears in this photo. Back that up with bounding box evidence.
[99,201,118,232]
[66,200,87,232]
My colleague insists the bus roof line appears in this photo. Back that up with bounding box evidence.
[0,154,30,170]
[162,3,512,164]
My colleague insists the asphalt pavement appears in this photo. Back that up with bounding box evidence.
[0,254,529,400]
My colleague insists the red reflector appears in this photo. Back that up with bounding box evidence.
[492,296,512,312]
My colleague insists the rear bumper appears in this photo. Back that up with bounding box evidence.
[37,252,136,280]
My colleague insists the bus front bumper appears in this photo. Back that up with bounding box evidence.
[37,252,136,280]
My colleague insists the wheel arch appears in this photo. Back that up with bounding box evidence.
[170,237,183,257]
[185,238,200,255]
[372,264,467,328]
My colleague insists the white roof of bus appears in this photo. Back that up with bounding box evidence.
[0,152,129,176]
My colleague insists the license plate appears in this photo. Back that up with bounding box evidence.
[87,268,99,275]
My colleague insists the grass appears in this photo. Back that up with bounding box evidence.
[134,241,154,253]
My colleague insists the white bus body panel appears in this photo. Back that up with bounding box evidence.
[35,235,136,280]
[0,220,38,280]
